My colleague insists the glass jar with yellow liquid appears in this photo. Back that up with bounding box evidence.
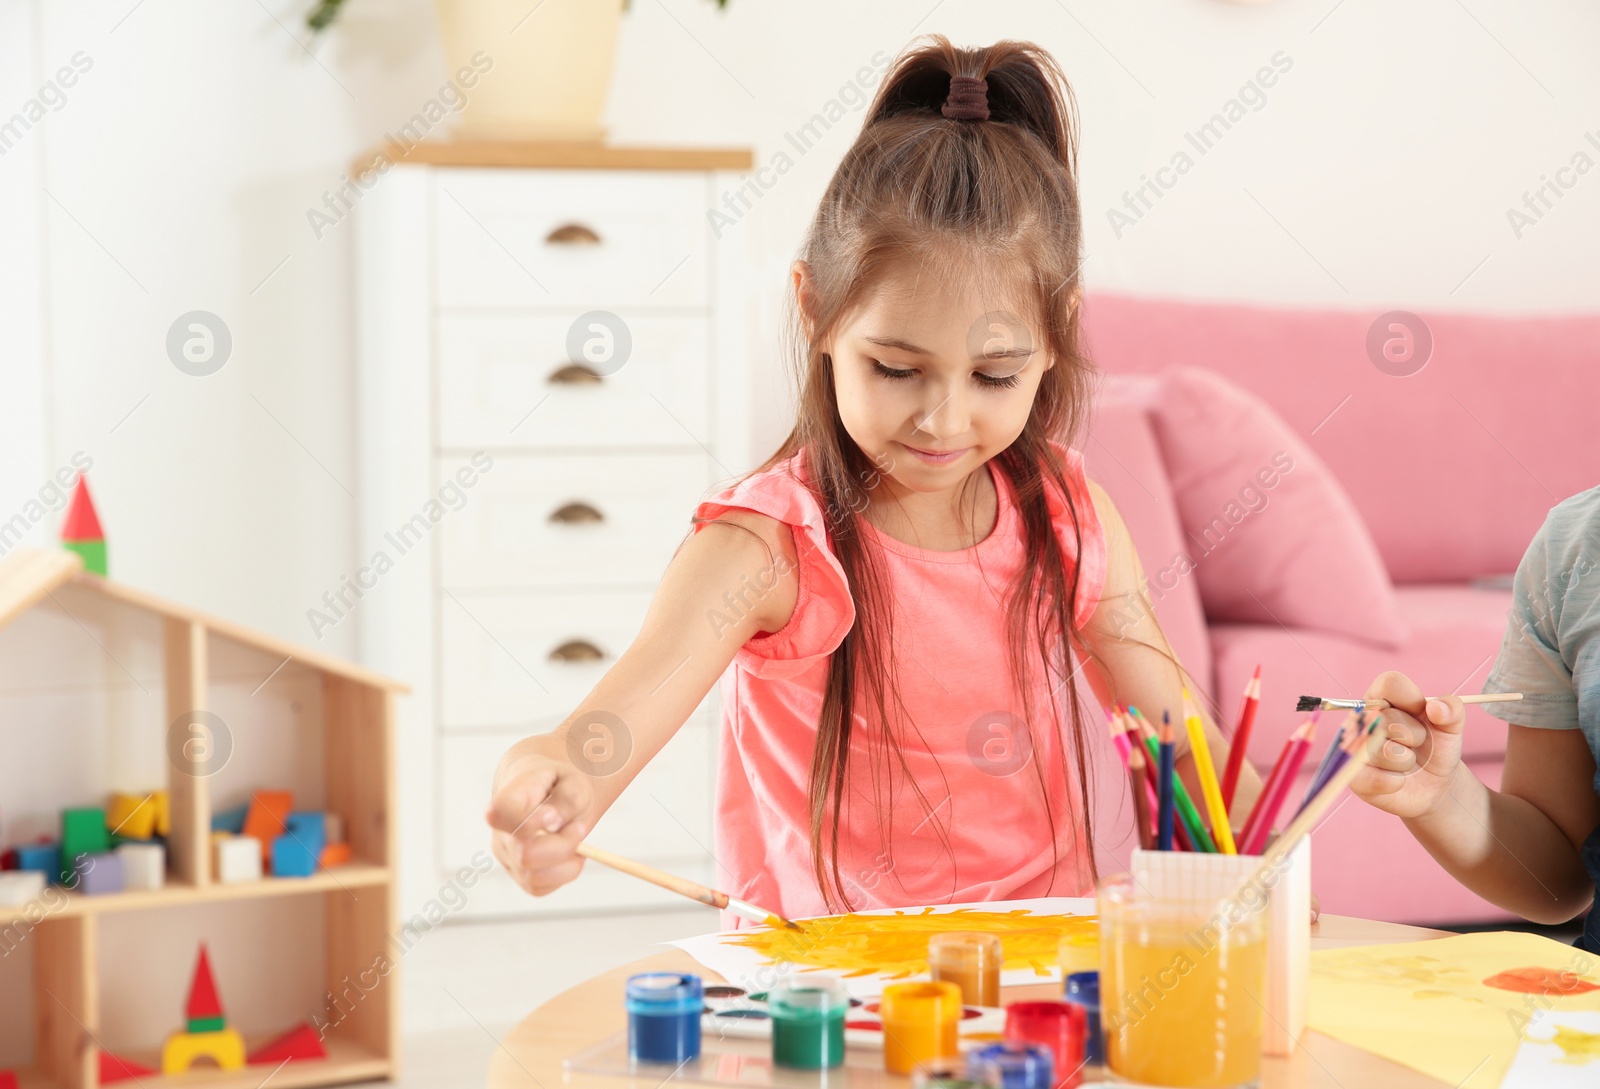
[1097,873,1268,1088]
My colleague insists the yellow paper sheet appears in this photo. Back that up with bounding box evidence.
[1310,931,1600,1088]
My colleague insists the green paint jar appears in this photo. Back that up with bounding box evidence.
[769,977,849,1069]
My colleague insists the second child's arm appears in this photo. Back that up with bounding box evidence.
[484,509,799,897]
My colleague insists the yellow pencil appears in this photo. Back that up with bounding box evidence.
[1182,688,1237,854]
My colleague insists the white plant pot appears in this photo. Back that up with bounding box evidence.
[434,0,623,141]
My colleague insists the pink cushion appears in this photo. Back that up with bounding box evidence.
[1210,584,1516,765]
[1081,377,1213,696]
[1083,293,1600,584]
[1149,367,1406,649]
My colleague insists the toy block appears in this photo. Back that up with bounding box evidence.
[243,790,292,866]
[247,1021,327,1064]
[107,792,158,840]
[99,1049,158,1084]
[187,943,225,1020]
[1,847,16,869]
[73,851,125,895]
[0,1069,18,1089]
[0,870,45,906]
[61,474,108,576]
[15,842,60,878]
[61,807,110,882]
[211,802,248,834]
[116,841,165,890]
[285,811,327,857]
[324,809,345,844]
[188,1015,225,1033]
[319,841,351,869]
[153,788,169,836]
[162,1028,245,1074]
[214,835,262,884]
[271,833,317,878]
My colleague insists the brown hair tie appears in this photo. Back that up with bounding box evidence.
[942,74,990,121]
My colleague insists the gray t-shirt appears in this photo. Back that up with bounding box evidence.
[1482,484,1600,796]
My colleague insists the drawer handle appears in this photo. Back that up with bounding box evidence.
[545,222,602,246]
[549,502,604,525]
[549,640,605,663]
[549,363,603,385]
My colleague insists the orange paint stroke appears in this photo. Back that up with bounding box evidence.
[1482,966,1600,996]
[724,907,1099,979]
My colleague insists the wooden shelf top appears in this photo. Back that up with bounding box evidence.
[0,864,390,922]
[357,138,754,174]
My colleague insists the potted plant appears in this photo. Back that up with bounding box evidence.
[308,0,731,142]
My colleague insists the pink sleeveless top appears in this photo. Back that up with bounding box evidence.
[691,442,1108,928]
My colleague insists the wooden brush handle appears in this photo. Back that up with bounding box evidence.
[1366,692,1523,710]
[576,843,729,910]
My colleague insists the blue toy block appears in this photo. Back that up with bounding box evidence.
[73,851,125,895]
[271,834,317,878]
[211,803,248,834]
[16,843,61,880]
[284,811,326,858]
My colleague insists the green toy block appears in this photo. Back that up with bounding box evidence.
[64,538,107,577]
[61,808,111,883]
[187,1016,225,1033]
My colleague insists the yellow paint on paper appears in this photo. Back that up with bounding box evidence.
[1550,1026,1600,1065]
[725,907,1099,979]
[1310,931,1600,1089]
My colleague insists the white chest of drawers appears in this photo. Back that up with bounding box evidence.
[354,144,754,919]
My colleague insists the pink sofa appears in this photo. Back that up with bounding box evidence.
[1078,293,1600,925]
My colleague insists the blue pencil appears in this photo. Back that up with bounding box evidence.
[1157,712,1176,851]
[1293,711,1364,820]
[1298,717,1348,811]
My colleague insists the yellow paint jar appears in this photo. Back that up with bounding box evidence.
[880,980,963,1074]
[1057,931,1099,978]
[928,931,1003,1006]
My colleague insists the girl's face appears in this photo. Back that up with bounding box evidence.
[799,258,1055,497]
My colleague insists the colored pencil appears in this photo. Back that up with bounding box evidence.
[1183,689,1237,854]
[1239,716,1318,855]
[1292,713,1364,820]
[1220,665,1261,814]
[1157,714,1176,851]
[1294,692,1523,713]
[1234,714,1383,896]
[1236,710,1321,851]
[1124,708,1194,851]
[1300,714,1349,814]
[1136,709,1215,852]
[576,843,802,930]
[1127,740,1156,851]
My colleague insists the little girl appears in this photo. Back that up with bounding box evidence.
[1351,485,1600,951]
[485,36,1262,926]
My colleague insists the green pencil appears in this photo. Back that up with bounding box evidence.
[1133,711,1217,853]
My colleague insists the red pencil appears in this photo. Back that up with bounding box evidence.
[1239,715,1319,854]
[1220,665,1261,815]
[1126,741,1155,851]
[1237,710,1320,851]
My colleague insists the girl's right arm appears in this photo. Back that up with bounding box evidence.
[483,508,799,897]
[1352,671,1599,924]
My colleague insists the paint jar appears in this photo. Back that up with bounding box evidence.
[1061,972,1101,1066]
[929,931,1003,1006]
[625,972,703,1064]
[912,1062,984,1089]
[1098,873,1268,1088]
[768,977,848,1069]
[880,980,963,1074]
[1004,1001,1086,1089]
[1057,932,1099,978]
[966,1040,1055,1089]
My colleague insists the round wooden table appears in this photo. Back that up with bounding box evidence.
[489,913,1454,1089]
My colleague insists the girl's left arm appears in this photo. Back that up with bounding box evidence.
[1073,480,1266,838]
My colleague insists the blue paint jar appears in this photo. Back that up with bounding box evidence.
[1063,971,1101,1065]
[625,972,703,1064]
[966,1040,1054,1089]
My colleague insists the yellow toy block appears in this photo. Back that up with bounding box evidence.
[161,1027,246,1073]
[153,789,169,836]
[106,792,157,840]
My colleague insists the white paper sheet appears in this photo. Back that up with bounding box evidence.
[665,896,1097,999]
[1499,1010,1600,1089]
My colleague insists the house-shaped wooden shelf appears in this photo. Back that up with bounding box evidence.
[0,549,407,1089]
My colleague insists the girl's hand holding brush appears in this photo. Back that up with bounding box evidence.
[1348,671,1468,820]
[485,751,594,897]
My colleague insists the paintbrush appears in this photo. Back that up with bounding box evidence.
[1294,692,1523,713]
[576,843,802,930]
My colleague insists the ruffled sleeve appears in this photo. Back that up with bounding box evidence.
[691,452,856,680]
[1043,440,1108,631]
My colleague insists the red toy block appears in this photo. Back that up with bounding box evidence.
[247,1022,327,1064]
[242,790,293,867]
[0,1068,18,1089]
[99,1049,158,1084]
